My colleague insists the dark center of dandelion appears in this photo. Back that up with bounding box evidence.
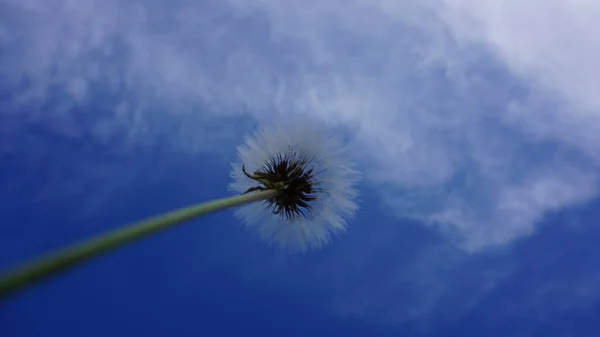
[241,149,322,221]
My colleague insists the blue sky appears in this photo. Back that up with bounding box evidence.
[1,0,600,336]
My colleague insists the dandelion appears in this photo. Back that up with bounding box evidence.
[0,120,360,299]
[229,122,360,251]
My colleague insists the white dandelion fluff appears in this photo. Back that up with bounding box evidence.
[229,121,360,252]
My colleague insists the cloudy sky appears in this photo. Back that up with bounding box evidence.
[1,0,600,336]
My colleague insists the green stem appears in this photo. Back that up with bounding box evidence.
[0,189,278,300]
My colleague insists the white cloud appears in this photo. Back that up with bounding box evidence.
[218,0,600,248]
[437,0,600,161]
[438,0,600,111]
[2,0,599,248]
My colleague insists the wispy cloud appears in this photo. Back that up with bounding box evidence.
[215,0,600,249]
[438,0,600,111]
[2,0,599,248]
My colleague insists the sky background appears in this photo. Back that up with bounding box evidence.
[1,0,600,336]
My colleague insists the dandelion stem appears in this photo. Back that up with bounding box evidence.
[0,189,278,300]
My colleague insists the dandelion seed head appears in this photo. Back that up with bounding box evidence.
[229,121,360,252]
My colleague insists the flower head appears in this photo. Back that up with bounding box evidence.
[229,121,360,252]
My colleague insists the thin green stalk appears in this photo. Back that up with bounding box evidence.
[0,189,278,300]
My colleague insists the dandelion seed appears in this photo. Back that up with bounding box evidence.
[229,121,360,252]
